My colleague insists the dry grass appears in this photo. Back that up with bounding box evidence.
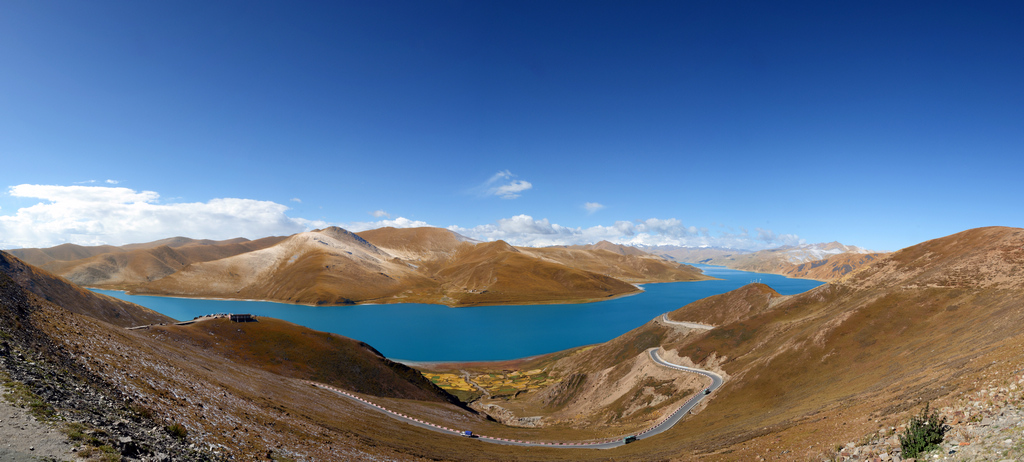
[5,226,1024,461]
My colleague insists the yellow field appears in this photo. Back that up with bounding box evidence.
[425,373,475,392]
[424,368,561,399]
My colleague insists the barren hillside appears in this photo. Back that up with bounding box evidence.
[523,243,709,283]
[650,226,1024,459]
[3,228,1023,461]
[423,227,1024,460]
[777,251,886,280]
[9,236,287,289]
[0,251,172,327]
[131,227,707,306]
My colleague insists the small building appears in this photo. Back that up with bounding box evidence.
[229,313,255,322]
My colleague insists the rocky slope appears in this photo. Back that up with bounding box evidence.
[0,256,217,460]
[0,251,497,460]
[427,227,1024,460]
[2,226,1022,461]
[0,251,171,327]
[661,226,1024,459]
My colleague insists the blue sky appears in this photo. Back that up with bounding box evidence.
[1,1,1022,251]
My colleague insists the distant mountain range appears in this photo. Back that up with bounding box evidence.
[646,241,887,280]
[9,227,708,307]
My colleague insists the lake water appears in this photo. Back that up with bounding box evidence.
[92,265,822,362]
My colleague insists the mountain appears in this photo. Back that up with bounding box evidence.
[522,244,708,283]
[776,251,886,280]
[419,227,1024,460]
[9,236,287,288]
[25,227,708,307]
[133,227,429,304]
[645,245,748,265]
[614,227,1024,458]
[656,241,883,281]
[0,250,172,327]
[0,251,495,460]
[4,227,1022,460]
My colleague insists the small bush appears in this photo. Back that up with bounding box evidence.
[899,402,947,458]
[166,422,188,440]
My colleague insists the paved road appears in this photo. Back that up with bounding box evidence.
[660,314,714,330]
[310,338,723,449]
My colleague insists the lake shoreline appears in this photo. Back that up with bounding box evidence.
[92,267,823,362]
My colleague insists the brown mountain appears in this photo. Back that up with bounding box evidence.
[776,251,886,280]
[0,250,172,327]
[133,227,431,305]
[581,227,1024,458]
[4,227,1023,461]
[522,245,709,283]
[415,227,1024,460]
[9,236,287,289]
[0,251,500,460]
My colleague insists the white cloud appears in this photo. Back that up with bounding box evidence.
[105,179,119,184]
[584,202,605,213]
[479,170,532,199]
[290,198,302,203]
[493,180,532,199]
[756,227,802,246]
[0,184,311,249]
[0,184,806,253]
[448,214,804,250]
[344,216,430,232]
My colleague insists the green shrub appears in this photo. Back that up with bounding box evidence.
[899,402,947,458]
[166,422,188,440]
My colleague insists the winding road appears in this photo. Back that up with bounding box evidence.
[660,313,715,330]
[309,316,723,449]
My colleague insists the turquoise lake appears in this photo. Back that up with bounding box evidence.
[92,265,822,362]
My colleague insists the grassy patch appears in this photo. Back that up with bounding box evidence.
[77,443,121,462]
[1,372,56,421]
[64,422,121,461]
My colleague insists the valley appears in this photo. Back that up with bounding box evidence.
[0,226,1022,461]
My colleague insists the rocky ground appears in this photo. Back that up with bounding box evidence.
[0,338,222,462]
[0,393,74,462]
[820,370,1024,462]
[0,271,221,461]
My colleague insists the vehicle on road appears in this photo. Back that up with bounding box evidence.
[462,430,474,437]
[623,435,637,444]
[704,388,711,395]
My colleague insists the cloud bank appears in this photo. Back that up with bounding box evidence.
[0,185,310,249]
[1,184,804,252]
[448,215,803,250]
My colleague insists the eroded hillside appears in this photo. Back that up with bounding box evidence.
[31,226,708,307]
[421,227,1024,460]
